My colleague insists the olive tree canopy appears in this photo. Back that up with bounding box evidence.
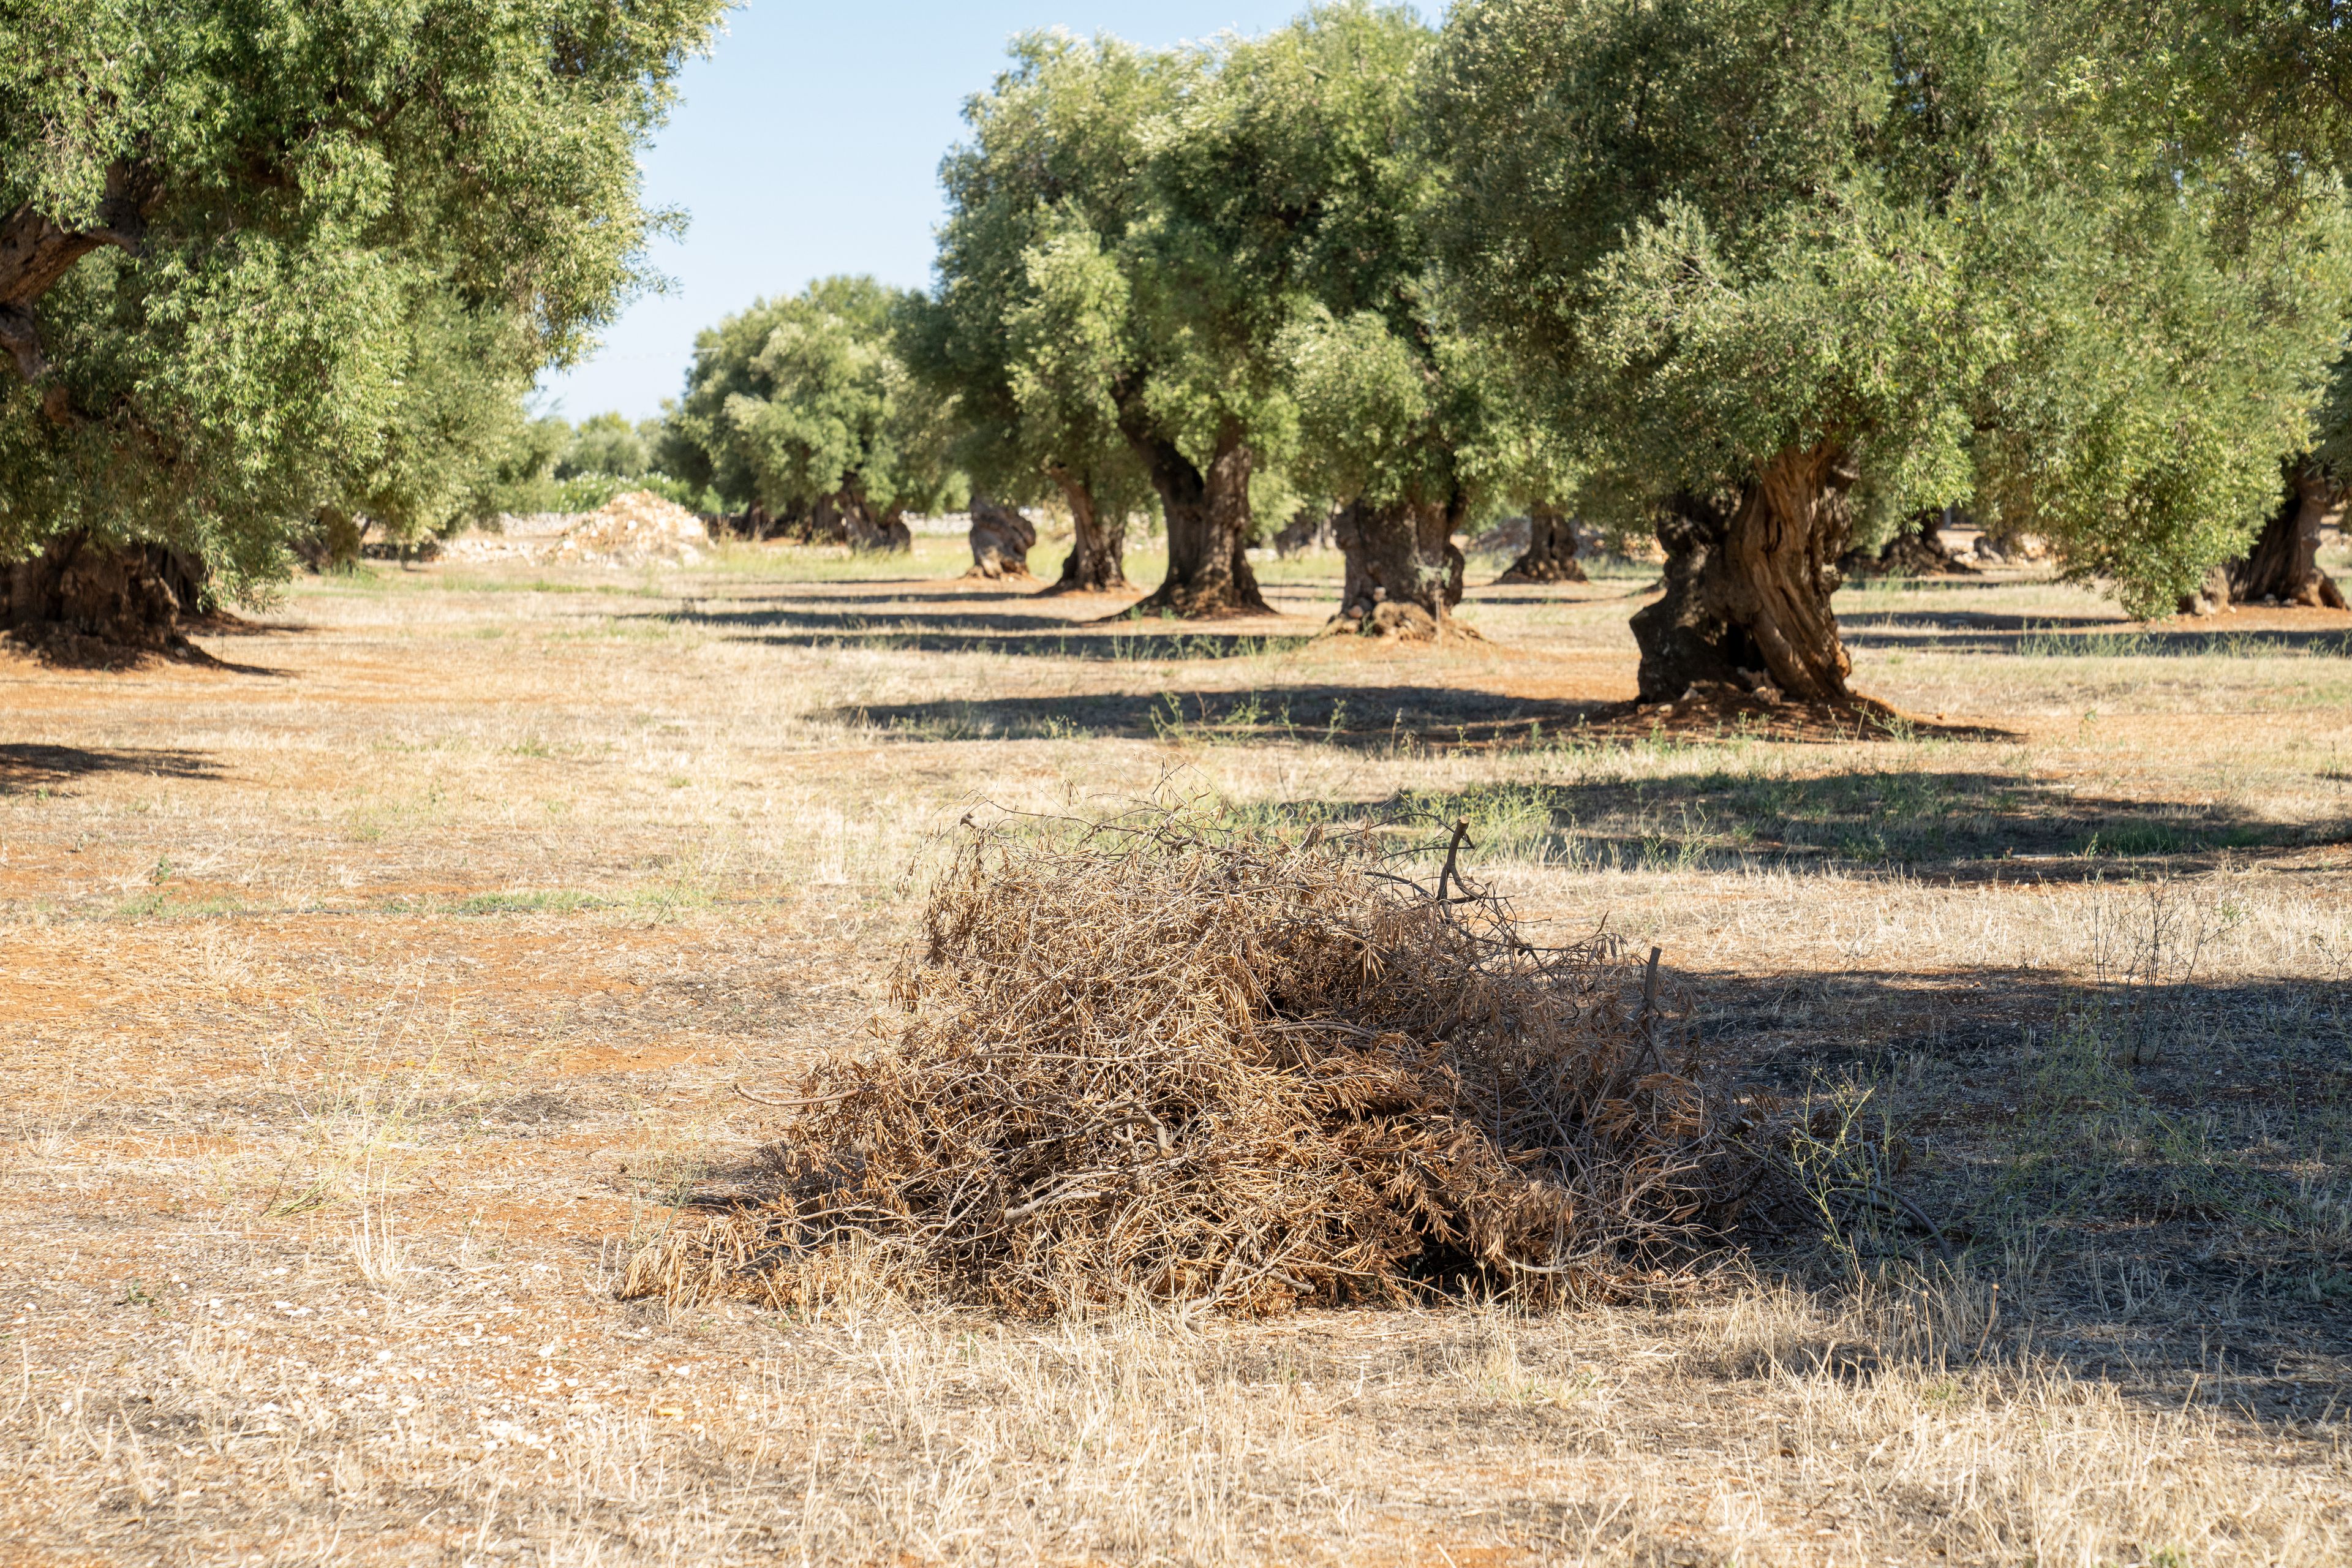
[909,31,1176,594]
[0,0,726,605]
[1430,0,2351,703]
[919,31,1219,602]
[926,10,1450,619]
[662,276,963,546]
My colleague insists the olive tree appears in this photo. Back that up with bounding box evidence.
[1201,4,1479,636]
[559,413,657,483]
[663,277,963,548]
[932,17,1430,620]
[2087,4,2352,614]
[1126,3,1468,619]
[0,0,726,646]
[2186,357,2352,612]
[1429,0,2350,703]
[921,32,1237,603]
[911,34,1171,592]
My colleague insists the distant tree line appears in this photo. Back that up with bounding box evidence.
[5,0,2351,680]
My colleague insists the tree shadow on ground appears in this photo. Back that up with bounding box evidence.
[835,683,1621,747]
[1682,962,2351,1415]
[1287,773,2350,882]
[646,601,1310,660]
[750,578,1148,600]
[1843,610,2352,657]
[0,743,222,794]
[1834,571,2021,593]
[846,671,2021,748]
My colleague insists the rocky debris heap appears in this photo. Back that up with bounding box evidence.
[443,492,709,568]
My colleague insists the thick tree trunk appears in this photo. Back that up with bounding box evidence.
[1,530,209,662]
[802,494,848,545]
[1123,420,1269,617]
[2232,463,2346,609]
[722,503,772,540]
[809,486,910,552]
[293,506,367,572]
[856,505,913,553]
[1843,505,1975,577]
[1329,496,1467,640]
[1043,466,1131,592]
[1272,505,1334,557]
[1630,444,1856,704]
[1498,503,1586,584]
[965,495,1038,579]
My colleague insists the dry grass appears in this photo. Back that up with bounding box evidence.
[1,538,2346,1563]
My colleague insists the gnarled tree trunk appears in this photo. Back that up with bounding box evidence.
[808,486,910,552]
[858,507,913,552]
[1844,505,1975,578]
[1043,466,1130,592]
[293,505,368,573]
[1330,496,1466,641]
[1498,503,1585,584]
[2,530,209,662]
[1630,443,1856,703]
[966,496,1038,579]
[1272,505,1334,557]
[1122,418,1269,617]
[2232,462,2346,610]
[802,493,849,545]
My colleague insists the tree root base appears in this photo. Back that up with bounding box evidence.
[1839,537,1978,578]
[2180,573,2348,616]
[1584,684,2011,743]
[1314,602,1487,645]
[1101,588,1276,622]
[2,621,224,671]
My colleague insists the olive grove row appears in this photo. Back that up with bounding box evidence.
[4,1,2350,690]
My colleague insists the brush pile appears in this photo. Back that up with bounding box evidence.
[627,814,1767,1315]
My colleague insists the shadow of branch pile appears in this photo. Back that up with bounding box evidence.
[1691,929,2352,1408]
[1321,773,2348,881]
[626,811,1773,1316]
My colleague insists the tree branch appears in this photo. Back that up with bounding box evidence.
[0,163,160,410]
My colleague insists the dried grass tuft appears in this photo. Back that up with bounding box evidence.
[627,812,1768,1315]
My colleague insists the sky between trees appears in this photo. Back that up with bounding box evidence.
[537,1,1440,421]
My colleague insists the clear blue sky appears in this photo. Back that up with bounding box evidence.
[538,1,1434,422]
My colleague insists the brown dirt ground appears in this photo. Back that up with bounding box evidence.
[2,540,2347,1564]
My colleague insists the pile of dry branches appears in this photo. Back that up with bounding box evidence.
[627,813,1768,1315]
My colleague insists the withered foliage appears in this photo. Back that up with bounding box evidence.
[627,813,1768,1315]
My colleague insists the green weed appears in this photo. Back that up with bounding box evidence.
[450,889,606,916]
